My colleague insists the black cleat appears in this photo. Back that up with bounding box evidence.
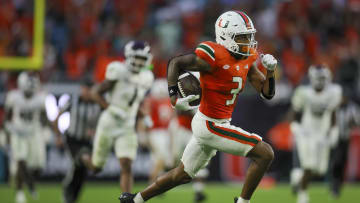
[119,192,136,203]
[234,197,238,203]
[194,192,206,202]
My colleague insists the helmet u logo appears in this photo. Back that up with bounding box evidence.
[218,19,229,28]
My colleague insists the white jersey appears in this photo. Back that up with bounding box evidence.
[105,61,154,120]
[5,90,47,136]
[291,84,342,136]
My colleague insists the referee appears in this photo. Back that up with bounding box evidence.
[53,81,101,203]
[329,91,360,198]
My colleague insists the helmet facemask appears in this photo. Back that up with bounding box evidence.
[126,54,153,73]
[231,32,257,56]
[308,65,331,91]
[17,72,40,97]
[125,41,153,73]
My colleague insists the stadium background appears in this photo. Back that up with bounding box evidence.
[0,0,360,202]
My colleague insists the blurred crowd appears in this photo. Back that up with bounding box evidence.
[0,0,359,100]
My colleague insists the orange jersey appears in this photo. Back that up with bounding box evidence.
[148,97,173,130]
[177,114,193,130]
[195,41,258,119]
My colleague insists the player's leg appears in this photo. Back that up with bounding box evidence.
[193,115,273,202]
[115,131,138,193]
[83,112,113,173]
[63,138,89,203]
[193,168,209,203]
[148,130,171,183]
[12,135,29,203]
[63,162,88,203]
[169,119,209,203]
[26,132,46,199]
[329,139,349,197]
[290,144,303,195]
[86,130,111,172]
[234,141,273,202]
[119,136,216,203]
[295,134,319,203]
[119,158,133,193]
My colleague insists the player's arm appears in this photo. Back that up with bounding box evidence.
[248,55,277,100]
[2,107,13,145]
[3,93,14,145]
[289,86,305,136]
[91,80,116,109]
[167,54,211,106]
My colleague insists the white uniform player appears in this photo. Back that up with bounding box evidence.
[290,65,342,203]
[6,90,47,170]
[86,41,154,194]
[146,79,173,173]
[4,72,47,203]
[292,84,342,174]
[92,61,154,167]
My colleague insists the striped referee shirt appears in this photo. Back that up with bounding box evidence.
[337,101,360,140]
[63,95,101,141]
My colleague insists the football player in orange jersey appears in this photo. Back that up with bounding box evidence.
[119,11,277,203]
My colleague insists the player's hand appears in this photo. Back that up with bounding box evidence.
[261,54,277,71]
[174,95,200,111]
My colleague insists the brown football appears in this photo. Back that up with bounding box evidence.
[177,71,202,106]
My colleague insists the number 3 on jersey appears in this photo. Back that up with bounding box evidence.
[226,77,243,106]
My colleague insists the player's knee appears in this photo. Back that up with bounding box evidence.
[172,166,192,184]
[261,142,274,164]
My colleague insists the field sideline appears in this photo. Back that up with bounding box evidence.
[0,182,359,203]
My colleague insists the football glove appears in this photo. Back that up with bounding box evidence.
[261,54,277,71]
[174,95,200,111]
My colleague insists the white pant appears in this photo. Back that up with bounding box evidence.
[295,133,331,175]
[149,129,172,167]
[181,111,262,178]
[92,110,138,168]
[10,131,46,175]
[168,119,192,163]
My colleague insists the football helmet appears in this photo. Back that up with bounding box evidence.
[124,40,153,73]
[308,64,331,91]
[17,72,40,96]
[215,11,257,56]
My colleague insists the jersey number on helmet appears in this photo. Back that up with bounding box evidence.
[226,77,243,106]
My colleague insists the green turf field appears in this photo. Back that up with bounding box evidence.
[0,182,359,203]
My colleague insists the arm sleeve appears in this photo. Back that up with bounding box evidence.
[194,42,216,68]
[291,87,305,112]
[331,85,343,109]
[4,92,14,110]
[138,70,154,90]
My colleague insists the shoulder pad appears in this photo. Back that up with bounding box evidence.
[105,61,129,81]
[195,41,216,67]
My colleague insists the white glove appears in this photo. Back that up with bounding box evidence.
[261,54,277,71]
[174,95,200,111]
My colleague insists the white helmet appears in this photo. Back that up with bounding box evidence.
[215,11,257,56]
[17,72,40,95]
[308,64,331,90]
[124,40,153,73]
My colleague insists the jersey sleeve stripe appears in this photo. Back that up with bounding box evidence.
[196,44,215,61]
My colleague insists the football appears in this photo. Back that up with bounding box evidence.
[177,71,202,106]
